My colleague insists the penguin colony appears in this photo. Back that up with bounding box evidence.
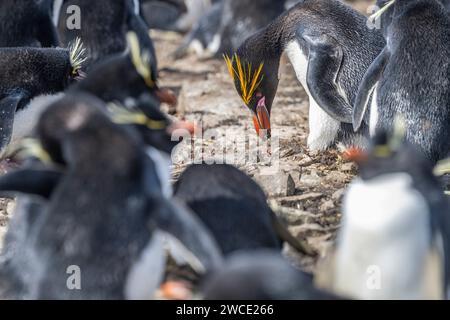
[0,0,449,300]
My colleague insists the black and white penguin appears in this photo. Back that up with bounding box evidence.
[332,132,450,299]
[353,0,450,163]
[173,1,223,58]
[224,0,385,151]
[0,43,86,153]
[0,186,53,299]
[174,0,285,58]
[0,94,222,299]
[0,0,59,47]
[202,250,338,300]
[70,31,175,109]
[174,164,316,256]
[55,0,156,71]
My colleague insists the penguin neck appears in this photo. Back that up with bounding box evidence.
[237,17,295,86]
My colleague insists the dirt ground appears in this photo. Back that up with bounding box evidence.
[0,1,375,273]
[155,0,375,271]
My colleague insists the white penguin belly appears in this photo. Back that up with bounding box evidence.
[146,147,173,198]
[11,93,64,144]
[125,231,166,300]
[335,173,431,299]
[369,84,379,137]
[52,0,63,25]
[285,41,340,151]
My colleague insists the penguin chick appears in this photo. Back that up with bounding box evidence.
[202,250,339,300]
[56,0,156,71]
[334,132,450,299]
[0,44,86,153]
[8,93,222,299]
[353,0,450,163]
[224,0,384,151]
[0,0,59,47]
[174,164,316,256]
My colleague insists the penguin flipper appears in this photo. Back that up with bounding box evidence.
[0,91,30,152]
[154,198,223,273]
[303,33,353,123]
[0,168,63,199]
[353,48,390,132]
[270,211,317,257]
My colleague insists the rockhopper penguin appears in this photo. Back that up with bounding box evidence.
[353,0,450,163]
[224,0,385,151]
[0,93,222,299]
[333,132,450,299]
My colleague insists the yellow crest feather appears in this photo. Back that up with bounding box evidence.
[127,32,155,88]
[434,158,450,176]
[369,0,396,23]
[224,53,264,105]
[107,103,166,130]
[69,37,87,75]
[6,138,52,163]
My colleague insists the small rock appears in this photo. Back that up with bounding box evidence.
[332,188,345,201]
[286,174,296,197]
[278,193,324,206]
[341,162,356,172]
[254,171,297,197]
[299,170,321,187]
[324,171,349,184]
[319,200,335,212]
[6,201,15,216]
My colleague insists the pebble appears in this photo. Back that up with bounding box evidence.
[319,200,335,212]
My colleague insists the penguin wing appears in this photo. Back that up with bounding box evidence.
[0,167,63,199]
[0,91,30,151]
[303,33,353,123]
[154,197,223,273]
[353,47,390,132]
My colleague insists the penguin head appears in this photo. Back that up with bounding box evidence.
[107,96,194,155]
[224,43,279,139]
[36,93,142,167]
[73,32,176,107]
[337,129,448,299]
[372,0,437,35]
[125,31,177,106]
[352,130,434,183]
[0,45,86,96]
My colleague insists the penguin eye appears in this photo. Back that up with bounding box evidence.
[69,68,86,81]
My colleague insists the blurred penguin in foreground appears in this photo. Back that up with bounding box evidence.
[320,128,450,299]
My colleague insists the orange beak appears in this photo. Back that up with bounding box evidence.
[343,147,368,164]
[252,97,271,138]
[155,88,178,106]
[157,281,193,300]
[167,120,196,136]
